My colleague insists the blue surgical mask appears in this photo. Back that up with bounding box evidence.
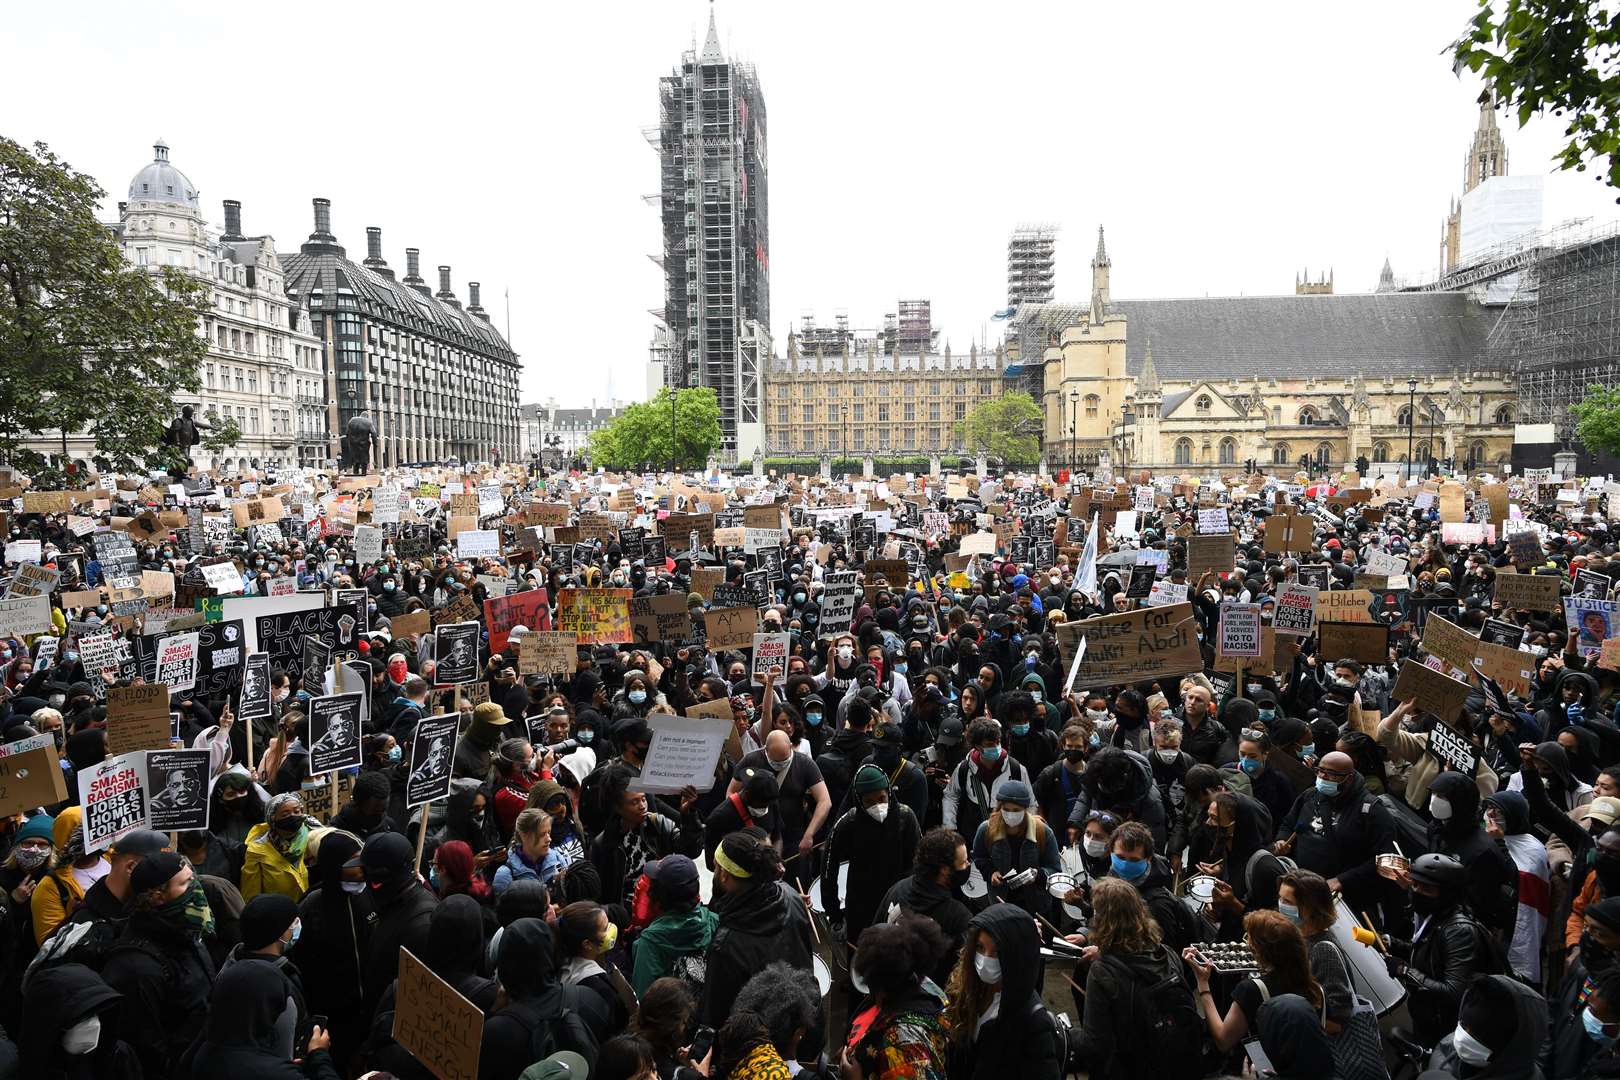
[1088,733,1100,749]
[979,745,1002,763]
[1257,708,1276,723]
[285,919,302,947]
[1239,756,1263,776]
[428,867,440,890]
[1297,745,1314,761]
[577,729,594,744]
[1279,901,1301,924]
[895,662,908,674]
[386,745,402,763]
[1584,1006,1615,1043]
[628,689,647,705]
[1111,854,1149,881]
[805,710,823,727]
[1010,723,1030,737]
[1316,777,1340,796]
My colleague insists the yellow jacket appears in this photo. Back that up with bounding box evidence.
[239,821,310,902]
[30,807,96,945]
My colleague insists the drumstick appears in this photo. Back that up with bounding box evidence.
[783,838,831,865]
[798,889,823,947]
[994,898,1086,998]
[1359,911,1387,954]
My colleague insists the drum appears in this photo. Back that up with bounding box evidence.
[813,954,831,998]
[1329,898,1406,1016]
[1179,874,1222,937]
[962,863,987,899]
[807,863,849,914]
[1046,871,1088,922]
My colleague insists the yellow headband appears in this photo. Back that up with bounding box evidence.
[714,846,752,879]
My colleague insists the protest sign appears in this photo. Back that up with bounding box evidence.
[145,749,211,832]
[1479,618,1526,649]
[819,584,858,637]
[1495,571,1562,612]
[1426,721,1481,776]
[636,714,733,794]
[0,595,50,637]
[239,652,272,722]
[555,588,632,645]
[307,693,364,776]
[372,485,401,525]
[1217,603,1262,657]
[0,734,68,818]
[1272,584,1318,636]
[1364,548,1407,577]
[483,588,551,653]
[1126,564,1156,599]
[630,593,691,645]
[704,606,758,650]
[355,525,384,564]
[455,529,500,559]
[1052,603,1203,688]
[518,631,577,676]
[1472,638,1535,696]
[751,632,790,678]
[1147,580,1189,607]
[1214,627,1278,675]
[1576,569,1613,599]
[1264,511,1314,553]
[1296,564,1331,590]
[106,683,173,755]
[2,540,41,566]
[1196,507,1230,534]
[302,636,332,686]
[131,619,245,703]
[434,622,481,686]
[1318,621,1389,664]
[1186,533,1233,577]
[391,610,431,640]
[690,566,725,601]
[298,771,356,825]
[1565,596,1620,658]
[1392,659,1472,723]
[1422,617,1480,674]
[959,532,996,556]
[661,512,716,551]
[79,751,150,852]
[393,947,483,1080]
[155,631,199,695]
[1316,589,1375,625]
[1602,638,1620,673]
[406,714,459,808]
[4,561,59,599]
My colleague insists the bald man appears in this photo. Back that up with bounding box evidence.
[728,728,832,886]
[1276,749,1397,912]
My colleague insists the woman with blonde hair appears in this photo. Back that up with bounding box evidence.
[1069,877,1200,1080]
[1184,908,1325,1053]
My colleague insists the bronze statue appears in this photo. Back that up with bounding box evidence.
[340,413,376,475]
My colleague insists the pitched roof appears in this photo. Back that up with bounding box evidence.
[1115,292,1490,381]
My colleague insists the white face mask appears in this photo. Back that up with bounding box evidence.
[867,802,890,823]
[1082,836,1108,858]
[974,951,1002,985]
[1430,795,1453,822]
[1001,808,1026,828]
[1452,1023,1493,1066]
[61,1014,101,1055]
[837,646,854,663]
[340,880,366,895]
[1156,749,1180,764]
[746,804,771,819]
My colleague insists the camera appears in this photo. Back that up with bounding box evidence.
[548,739,580,756]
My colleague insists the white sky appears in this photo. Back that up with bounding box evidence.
[8,1,1618,408]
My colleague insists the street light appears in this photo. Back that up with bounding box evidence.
[1069,389,1081,475]
[668,387,677,476]
[1405,378,1418,481]
[1427,406,1438,478]
[842,404,850,475]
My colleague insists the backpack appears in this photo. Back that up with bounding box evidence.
[25,908,173,991]
[1101,953,1204,1080]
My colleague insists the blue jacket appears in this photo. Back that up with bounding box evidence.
[492,843,564,896]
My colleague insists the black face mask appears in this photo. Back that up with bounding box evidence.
[1410,891,1448,916]
[950,864,972,889]
[1585,930,1620,975]
[873,747,900,770]
[1063,748,1086,763]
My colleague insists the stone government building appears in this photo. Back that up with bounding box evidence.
[1026,229,1518,475]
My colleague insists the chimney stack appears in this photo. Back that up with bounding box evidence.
[362,227,393,278]
[467,281,487,318]
[221,200,243,241]
[437,265,461,308]
[300,197,344,256]
[403,248,429,295]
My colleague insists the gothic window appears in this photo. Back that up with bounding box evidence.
[1273,443,1289,464]
[1495,404,1514,424]
[1218,438,1236,464]
[1315,442,1332,465]
[1174,438,1193,465]
[1398,406,1413,427]
[1372,442,1390,463]
[1297,407,1318,425]
[1271,406,1281,425]
[1085,394,1100,419]
[1469,441,1487,467]
[1196,395,1212,415]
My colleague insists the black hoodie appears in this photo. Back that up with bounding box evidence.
[1432,974,1549,1080]
[19,962,136,1080]
[952,904,1060,1080]
[180,961,341,1080]
[699,878,815,1029]
[1428,770,1516,934]
[479,918,598,1080]
[291,831,374,1065]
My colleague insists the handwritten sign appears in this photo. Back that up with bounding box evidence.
[704,606,758,650]
[1495,571,1561,612]
[1186,533,1233,577]
[630,593,691,645]
[106,683,174,755]
[1392,658,1472,723]
[1422,617,1480,674]
[518,631,577,676]
[1052,602,1203,688]
[555,588,632,645]
[0,594,50,637]
[1318,621,1389,664]
[1565,596,1620,658]
[0,734,69,818]
[393,947,483,1080]
[482,588,550,654]
[1315,589,1375,625]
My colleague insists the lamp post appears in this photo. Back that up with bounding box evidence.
[668,387,677,476]
[1427,406,1438,477]
[1069,389,1081,475]
[1405,378,1417,481]
[842,405,850,475]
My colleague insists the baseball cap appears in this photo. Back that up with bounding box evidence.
[644,854,699,896]
[937,718,965,746]
[128,851,186,895]
[1581,796,1620,827]
[108,829,174,859]
[521,1050,590,1080]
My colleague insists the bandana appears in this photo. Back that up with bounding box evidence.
[714,845,752,879]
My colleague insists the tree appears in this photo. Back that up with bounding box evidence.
[1572,383,1620,455]
[1453,0,1620,197]
[588,387,721,471]
[956,391,1043,464]
[0,137,212,474]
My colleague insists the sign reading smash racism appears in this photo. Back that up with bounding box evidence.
[1053,602,1204,689]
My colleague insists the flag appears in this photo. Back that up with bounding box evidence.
[1074,512,1100,600]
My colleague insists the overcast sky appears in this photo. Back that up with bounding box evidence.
[9,1,1618,408]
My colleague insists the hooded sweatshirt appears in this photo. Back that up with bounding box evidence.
[1428,770,1516,935]
[1485,790,1551,985]
[1507,740,1595,811]
[480,918,598,1080]
[180,961,339,1080]
[18,961,138,1080]
[954,905,1059,1080]
[1431,974,1549,1080]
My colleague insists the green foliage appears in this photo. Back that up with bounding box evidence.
[1453,0,1620,196]
[1572,383,1620,455]
[955,392,1043,464]
[0,137,212,472]
[588,387,721,471]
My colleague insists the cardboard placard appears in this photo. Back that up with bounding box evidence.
[1318,621,1390,664]
[231,495,286,528]
[518,631,577,676]
[0,734,69,818]
[1494,571,1562,612]
[482,589,551,654]
[704,606,758,650]
[390,610,431,640]
[1392,658,1472,722]
[1473,639,1535,697]
[0,594,51,637]
[1272,584,1319,636]
[1052,602,1204,688]
[1315,589,1375,625]
[1186,533,1234,577]
[630,592,691,645]
[393,947,483,1080]
[106,683,174,755]
[555,588,632,645]
[1422,617,1480,674]
[691,566,725,601]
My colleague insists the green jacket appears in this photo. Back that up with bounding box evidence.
[631,904,719,996]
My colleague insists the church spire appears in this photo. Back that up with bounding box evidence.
[1135,336,1160,398]
[1377,256,1395,293]
[1090,225,1112,326]
[699,3,725,63]
[1464,91,1509,193]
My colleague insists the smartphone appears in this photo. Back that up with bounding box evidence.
[689,1025,716,1064]
[298,1014,329,1058]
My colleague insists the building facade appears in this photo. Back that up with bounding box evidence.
[654,10,769,459]
[520,400,630,463]
[1441,96,1511,274]
[279,200,521,468]
[31,141,324,473]
[1036,230,1518,474]
[763,336,1010,459]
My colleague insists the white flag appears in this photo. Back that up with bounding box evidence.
[1074,512,1100,600]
